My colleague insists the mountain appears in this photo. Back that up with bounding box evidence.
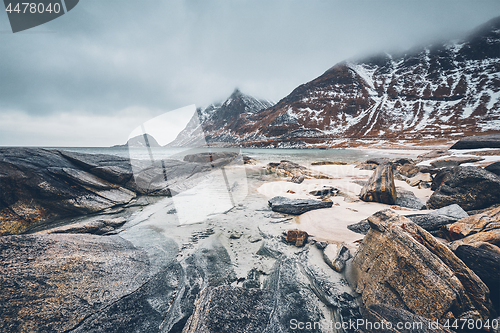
[113,134,161,148]
[170,16,500,148]
[167,89,274,147]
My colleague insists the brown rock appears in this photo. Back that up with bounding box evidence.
[286,230,308,247]
[352,209,493,322]
[449,230,500,249]
[359,164,397,205]
[398,164,422,178]
[311,161,347,165]
[443,206,500,241]
[406,172,433,187]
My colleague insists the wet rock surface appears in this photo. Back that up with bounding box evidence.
[0,148,235,236]
[268,196,333,215]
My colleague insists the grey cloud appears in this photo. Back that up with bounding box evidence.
[0,0,499,144]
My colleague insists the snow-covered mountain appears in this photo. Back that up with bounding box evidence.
[167,89,274,147]
[170,16,500,148]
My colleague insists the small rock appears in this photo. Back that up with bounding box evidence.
[323,243,351,272]
[229,231,242,239]
[289,175,305,184]
[286,230,308,247]
[309,186,339,196]
[248,235,262,243]
[406,172,433,187]
[286,190,296,194]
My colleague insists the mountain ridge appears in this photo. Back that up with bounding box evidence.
[169,16,500,148]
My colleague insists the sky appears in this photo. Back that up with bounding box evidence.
[0,0,499,147]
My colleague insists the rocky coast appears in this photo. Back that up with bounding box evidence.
[1,145,500,333]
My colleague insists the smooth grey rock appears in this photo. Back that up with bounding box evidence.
[0,148,136,236]
[454,245,500,311]
[430,156,484,168]
[450,134,500,149]
[427,166,500,211]
[432,204,468,220]
[37,217,127,235]
[268,196,333,215]
[406,214,457,232]
[486,161,500,176]
[395,188,426,210]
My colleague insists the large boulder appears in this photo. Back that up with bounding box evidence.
[360,304,456,333]
[0,148,136,236]
[0,234,150,333]
[359,163,397,205]
[486,161,500,176]
[426,166,500,211]
[351,210,493,322]
[450,134,500,149]
[405,204,469,232]
[443,206,500,241]
[454,245,500,311]
[268,196,333,215]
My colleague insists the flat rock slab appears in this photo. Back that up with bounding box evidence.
[0,233,149,333]
[430,156,484,168]
[268,196,333,215]
[450,134,500,149]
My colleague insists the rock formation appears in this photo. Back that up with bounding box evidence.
[426,166,500,211]
[359,163,397,205]
[351,209,493,322]
[268,196,333,215]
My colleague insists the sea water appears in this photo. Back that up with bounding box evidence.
[45,146,414,164]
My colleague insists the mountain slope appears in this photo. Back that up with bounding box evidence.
[170,16,500,148]
[243,16,500,146]
[168,89,274,147]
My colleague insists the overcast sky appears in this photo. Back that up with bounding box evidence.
[1,0,499,146]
